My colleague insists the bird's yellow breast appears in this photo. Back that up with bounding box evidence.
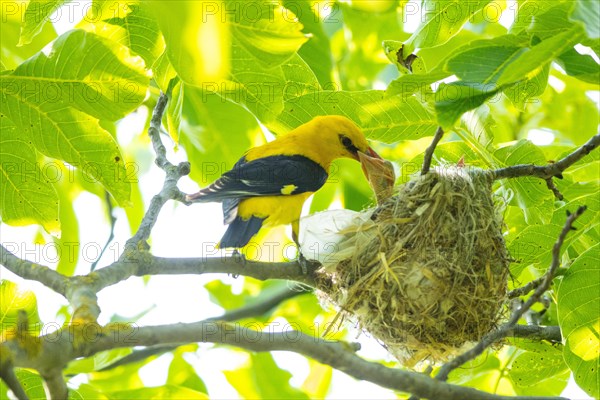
[237,193,312,227]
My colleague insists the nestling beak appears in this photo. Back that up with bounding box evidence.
[357,146,382,177]
[358,149,396,204]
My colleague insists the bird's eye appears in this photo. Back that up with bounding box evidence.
[340,135,358,153]
[340,135,352,147]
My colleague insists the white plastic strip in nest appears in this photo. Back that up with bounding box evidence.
[299,209,374,270]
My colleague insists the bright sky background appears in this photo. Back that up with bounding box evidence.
[0,1,594,398]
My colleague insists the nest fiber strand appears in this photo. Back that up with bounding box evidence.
[317,167,510,366]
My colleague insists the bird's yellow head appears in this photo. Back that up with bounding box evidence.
[301,115,381,165]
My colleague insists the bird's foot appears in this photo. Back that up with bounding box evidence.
[232,249,246,264]
[230,249,246,278]
[297,252,321,275]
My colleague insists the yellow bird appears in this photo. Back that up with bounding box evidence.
[186,115,382,248]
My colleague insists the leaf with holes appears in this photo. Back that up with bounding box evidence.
[0,30,149,205]
[0,119,59,233]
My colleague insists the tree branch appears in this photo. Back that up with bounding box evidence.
[421,127,444,175]
[0,361,29,400]
[125,91,190,249]
[434,206,586,382]
[0,244,68,297]
[508,276,547,298]
[2,320,568,400]
[508,325,562,342]
[41,370,68,400]
[205,285,311,322]
[491,134,600,198]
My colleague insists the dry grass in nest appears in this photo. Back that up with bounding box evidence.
[316,166,510,366]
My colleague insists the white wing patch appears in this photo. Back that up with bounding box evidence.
[281,184,298,195]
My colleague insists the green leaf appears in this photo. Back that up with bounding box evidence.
[406,0,491,51]
[111,385,208,399]
[508,224,563,276]
[507,343,570,396]
[221,41,286,122]
[302,360,332,398]
[386,69,450,96]
[152,50,178,92]
[446,35,529,84]
[0,280,41,336]
[167,352,208,394]
[447,350,503,389]
[557,244,600,398]
[0,30,146,205]
[503,63,549,110]
[180,86,259,185]
[65,348,133,374]
[95,1,163,67]
[166,79,184,143]
[434,81,502,129]
[224,352,309,399]
[556,48,600,85]
[571,0,600,39]
[150,1,230,83]
[53,177,79,275]
[409,140,486,168]
[10,369,46,400]
[0,119,59,233]
[69,383,109,400]
[1,3,57,70]
[8,29,149,121]
[509,0,565,36]
[283,0,334,86]
[230,2,308,67]
[497,27,585,86]
[494,140,554,224]
[338,3,406,90]
[536,86,600,146]
[552,181,600,251]
[19,0,66,46]
[271,90,438,143]
[527,2,574,40]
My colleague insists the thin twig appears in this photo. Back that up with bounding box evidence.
[545,178,563,201]
[124,92,190,249]
[508,276,546,298]
[435,206,586,382]
[421,127,444,175]
[97,286,310,371]
[205,286,311,322]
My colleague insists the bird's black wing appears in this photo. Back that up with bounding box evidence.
[188,155,328,225]
[189,155,328,202]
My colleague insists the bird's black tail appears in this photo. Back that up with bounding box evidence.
[218,216,266,248]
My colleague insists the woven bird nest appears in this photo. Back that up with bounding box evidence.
[316,166,510,366]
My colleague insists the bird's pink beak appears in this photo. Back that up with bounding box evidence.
[358,147,382,178]
[358,148,396,203]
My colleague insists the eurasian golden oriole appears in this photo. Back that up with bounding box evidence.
[186,115,382,248]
